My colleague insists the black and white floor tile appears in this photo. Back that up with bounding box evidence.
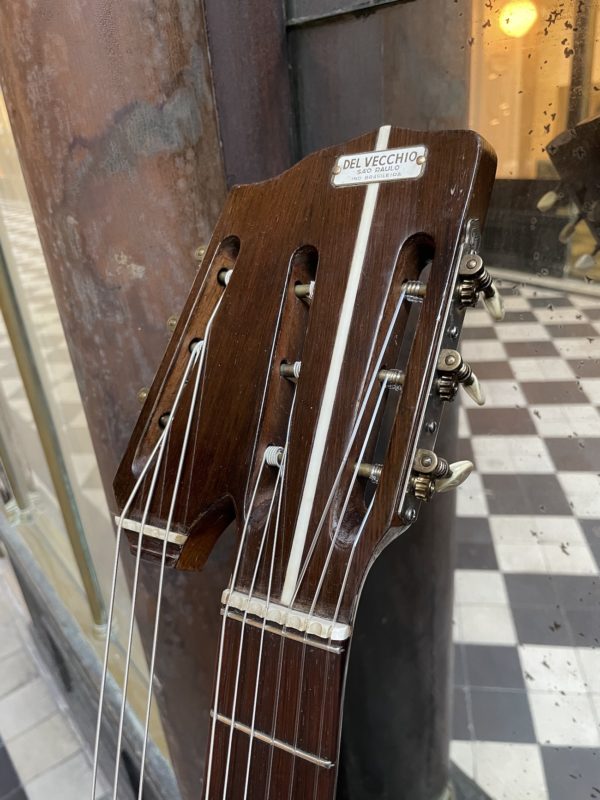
[451,283,600,800]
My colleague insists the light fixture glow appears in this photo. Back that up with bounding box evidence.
[499,0,538,38]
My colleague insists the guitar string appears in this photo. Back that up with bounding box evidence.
[136,321,215,796]
[111,338,209,800]
[204,450,270,797]
[286,287,407,611]
[242,438,289,800]
[90,343,203,799]
[263,288,406,798]
[311,496,378,800]
[220,459,286,795]
[213,388,298,797]
[285,379,387,799]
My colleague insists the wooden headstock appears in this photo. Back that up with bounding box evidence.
[113,125,497,628]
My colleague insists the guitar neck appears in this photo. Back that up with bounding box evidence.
[203,608,349,799]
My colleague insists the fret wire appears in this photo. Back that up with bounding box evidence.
[212,712,334,769]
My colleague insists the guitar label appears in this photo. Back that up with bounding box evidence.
[331,145,427,187]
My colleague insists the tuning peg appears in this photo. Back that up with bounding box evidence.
[457,253,505,321]
[573,244,600,272]
[410,449,474,500]
[559,212,585,244]
[437,349,485,406]
[482,290,504,322]
[435,460,474,493]
[536,187,563,213]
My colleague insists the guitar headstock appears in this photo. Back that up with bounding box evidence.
[114,125,497,629]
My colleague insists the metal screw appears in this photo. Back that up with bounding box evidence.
[444,353,458,367]
[424,420,437,434]
[447,325,459,339]
[194,245,207,261]
[403,507,417,523]
[466,258,478,271]
[421,454,433,468]
[137,387,149,404]
[416,155,427,165]
[332,165,341,175]
[167,315,178,332]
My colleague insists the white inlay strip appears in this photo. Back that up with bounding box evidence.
[280,124,392,605]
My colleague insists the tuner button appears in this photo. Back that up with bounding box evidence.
[434,460,474,494]
[483,286,505,322]
[536,189,561,213]
[462,372,485,406]
[559,213,584,244]
[457,254,505,321]
[574,253,597,272]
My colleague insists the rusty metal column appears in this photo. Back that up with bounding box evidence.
[0,3,227,797]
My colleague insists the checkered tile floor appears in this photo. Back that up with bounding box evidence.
[451,283,600,800]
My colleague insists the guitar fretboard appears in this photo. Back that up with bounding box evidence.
[204,614,348,799]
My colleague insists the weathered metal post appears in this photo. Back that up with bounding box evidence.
[0,2,229,795]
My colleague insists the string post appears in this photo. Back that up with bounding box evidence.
[265,445,285,467]
[377,368,404,388]
[280,361,302,381]
[294,281,315,303]
[403,280,426,302]
[218,268,233,286]
[357,462,383,484]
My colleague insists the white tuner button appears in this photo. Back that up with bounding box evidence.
[435,460,474,494]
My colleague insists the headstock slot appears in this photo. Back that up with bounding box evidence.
[238,243,319,536]
[364,250,433,507]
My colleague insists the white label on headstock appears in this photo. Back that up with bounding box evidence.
[331,145,427,187]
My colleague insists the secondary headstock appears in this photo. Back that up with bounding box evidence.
[113,125,497,627]
[537,112,600,273]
